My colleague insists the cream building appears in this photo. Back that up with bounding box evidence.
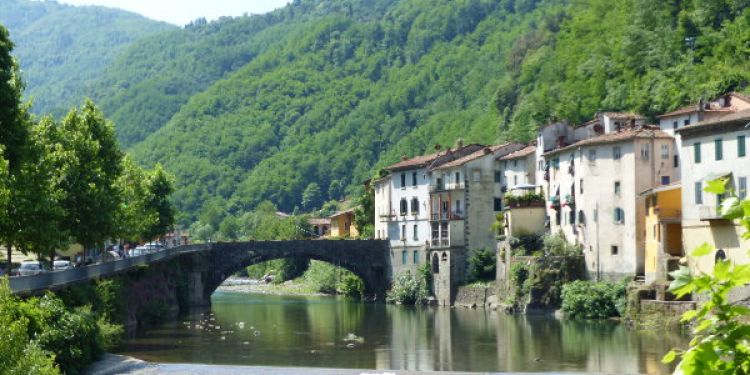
[499,145,537,196]
[675,109,750,276]
[372,175,392,241]
[542,127,676,280]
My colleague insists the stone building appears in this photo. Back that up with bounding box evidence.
[675,109,750,278]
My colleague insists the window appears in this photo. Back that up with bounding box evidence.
[661,144,669,160]
[412,172,417,187]
[402,250,407,265]
[738,135,746,157]
[513,160,518,167]
[401,225,406,240]
[694,142,702,163]
[413,225,418,241]
[612,146,621,160]
[455,172,461,185]
[413,250,419,264]
[611,245,619,255]
[672,121,678,130]
[661,176,671,185]
[400,199,407,215]
[695,182,703,204]
[674,155,680,168]
[411,197,419,215]
[684,119,690,126]
[578,210,585,225]
[640,144,650,160]
[513,175,518,185]
[614,208,624,224]
[739,177,747,199]
[494,171,501,183]
[579,179,584,194]
[472,170,481,182]
[715,139,723,161]
[400,173,406,188]
[494,198,502,211]
[538,160,544,171]
[552,158,560,170]
[455,199,462,214]
[431,222,439,241]
[588,149,597,165]
[569,210,576,225]
[614,181,621,195]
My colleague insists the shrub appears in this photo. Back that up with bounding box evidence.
[386,271,428,305]
[467,248,496,282]
[302,260,339,294]
[561,280,627,319]
[543,233,582,256]
[337,274,364,299]
[0,279,60,375]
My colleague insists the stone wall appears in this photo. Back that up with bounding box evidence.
[453,284,496,308]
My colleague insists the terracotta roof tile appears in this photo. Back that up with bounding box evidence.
[432,143,524,170]
[499,145,536,160]
[543,127,673,157]
[676,108,750,135]
[383,144,487,171]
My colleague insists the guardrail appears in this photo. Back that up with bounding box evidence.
[9,244,210,295]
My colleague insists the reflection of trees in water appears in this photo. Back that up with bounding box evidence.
[380,304,435,371]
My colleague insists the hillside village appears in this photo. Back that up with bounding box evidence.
[362,92,750,307]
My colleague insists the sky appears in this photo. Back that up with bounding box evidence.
[57,0,291,25]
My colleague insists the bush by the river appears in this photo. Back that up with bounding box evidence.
[561,280,628,319]
[386,270,429,305]
[466,248,496,283]
[244,258,310,283]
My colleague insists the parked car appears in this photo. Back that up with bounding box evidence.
[18,261,48,276]
[129,247,148,257]
[53,260,72,271]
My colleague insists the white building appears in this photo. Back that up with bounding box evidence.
[499,145,537,196]
[542,126,676,281]
[381,144,485,276]
[675,109,750,276]
[372,175,391,241]
[657,92,750,180]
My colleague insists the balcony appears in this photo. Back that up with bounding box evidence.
[429,182,464,192]
[430,211,464,221]
[430,237,451,248]
[698,205,726,221]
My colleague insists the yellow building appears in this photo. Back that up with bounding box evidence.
[330,208,359,238]
[642,184,683,284]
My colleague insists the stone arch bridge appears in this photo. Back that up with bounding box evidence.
[11,240,392,307]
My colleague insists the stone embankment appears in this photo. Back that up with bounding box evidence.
[453,284,498,309]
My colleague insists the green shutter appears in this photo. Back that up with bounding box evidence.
[739,135,746,157]
[715,139,723,160]
[694,142,701,163]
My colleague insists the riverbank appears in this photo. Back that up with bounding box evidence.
[86,353,590,375]
[217,276,330,296]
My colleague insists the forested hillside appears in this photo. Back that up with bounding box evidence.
[0,0,174,116]
[7,0,750,228]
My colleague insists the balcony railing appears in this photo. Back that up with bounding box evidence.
[429,183,464,192]
[431,238,451,248]
[698,205,725,221]
[430,212,464,221]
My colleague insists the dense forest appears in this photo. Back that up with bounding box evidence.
[6,0,750,228]
[0,0,174,116]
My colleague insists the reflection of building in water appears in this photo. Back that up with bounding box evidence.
[376,307,435,371]
[432,307,453,371]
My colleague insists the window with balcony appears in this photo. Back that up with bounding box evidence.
[739,135,747,157]
[715,138,723,161]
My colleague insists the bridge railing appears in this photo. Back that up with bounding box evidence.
[9,243,210,295]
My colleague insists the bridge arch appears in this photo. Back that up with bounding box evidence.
[199,240,390,303]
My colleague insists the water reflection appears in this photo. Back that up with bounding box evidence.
[118,291,687,373]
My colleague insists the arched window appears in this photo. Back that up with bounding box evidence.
[715,249,727,264]
[578,210,585,225]
[431,253,439,274]
[400,198,407,215]
[411,197,419,215]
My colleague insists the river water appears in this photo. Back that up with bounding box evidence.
[118,291,688,373]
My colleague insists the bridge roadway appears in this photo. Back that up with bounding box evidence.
[9,240,392,302]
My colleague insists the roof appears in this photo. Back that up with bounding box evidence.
[543,127,673,157]
[383,144,487,172]
[639,182,682,196]
[657,92,750,118]
[675,108,750,137]
[432,143,523,170]
[600,112,645,119]
[330,207,358,218]
[499,145,536,160]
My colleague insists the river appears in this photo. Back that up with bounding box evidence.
[118,291,687,373]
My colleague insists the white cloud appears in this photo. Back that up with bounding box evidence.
[57,0,290,25]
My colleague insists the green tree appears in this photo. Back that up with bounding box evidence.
[117,156,152,243]
[142,164,175,240]
[353,184,374,239]
[58,100,124,253]
[301,182,322,211]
